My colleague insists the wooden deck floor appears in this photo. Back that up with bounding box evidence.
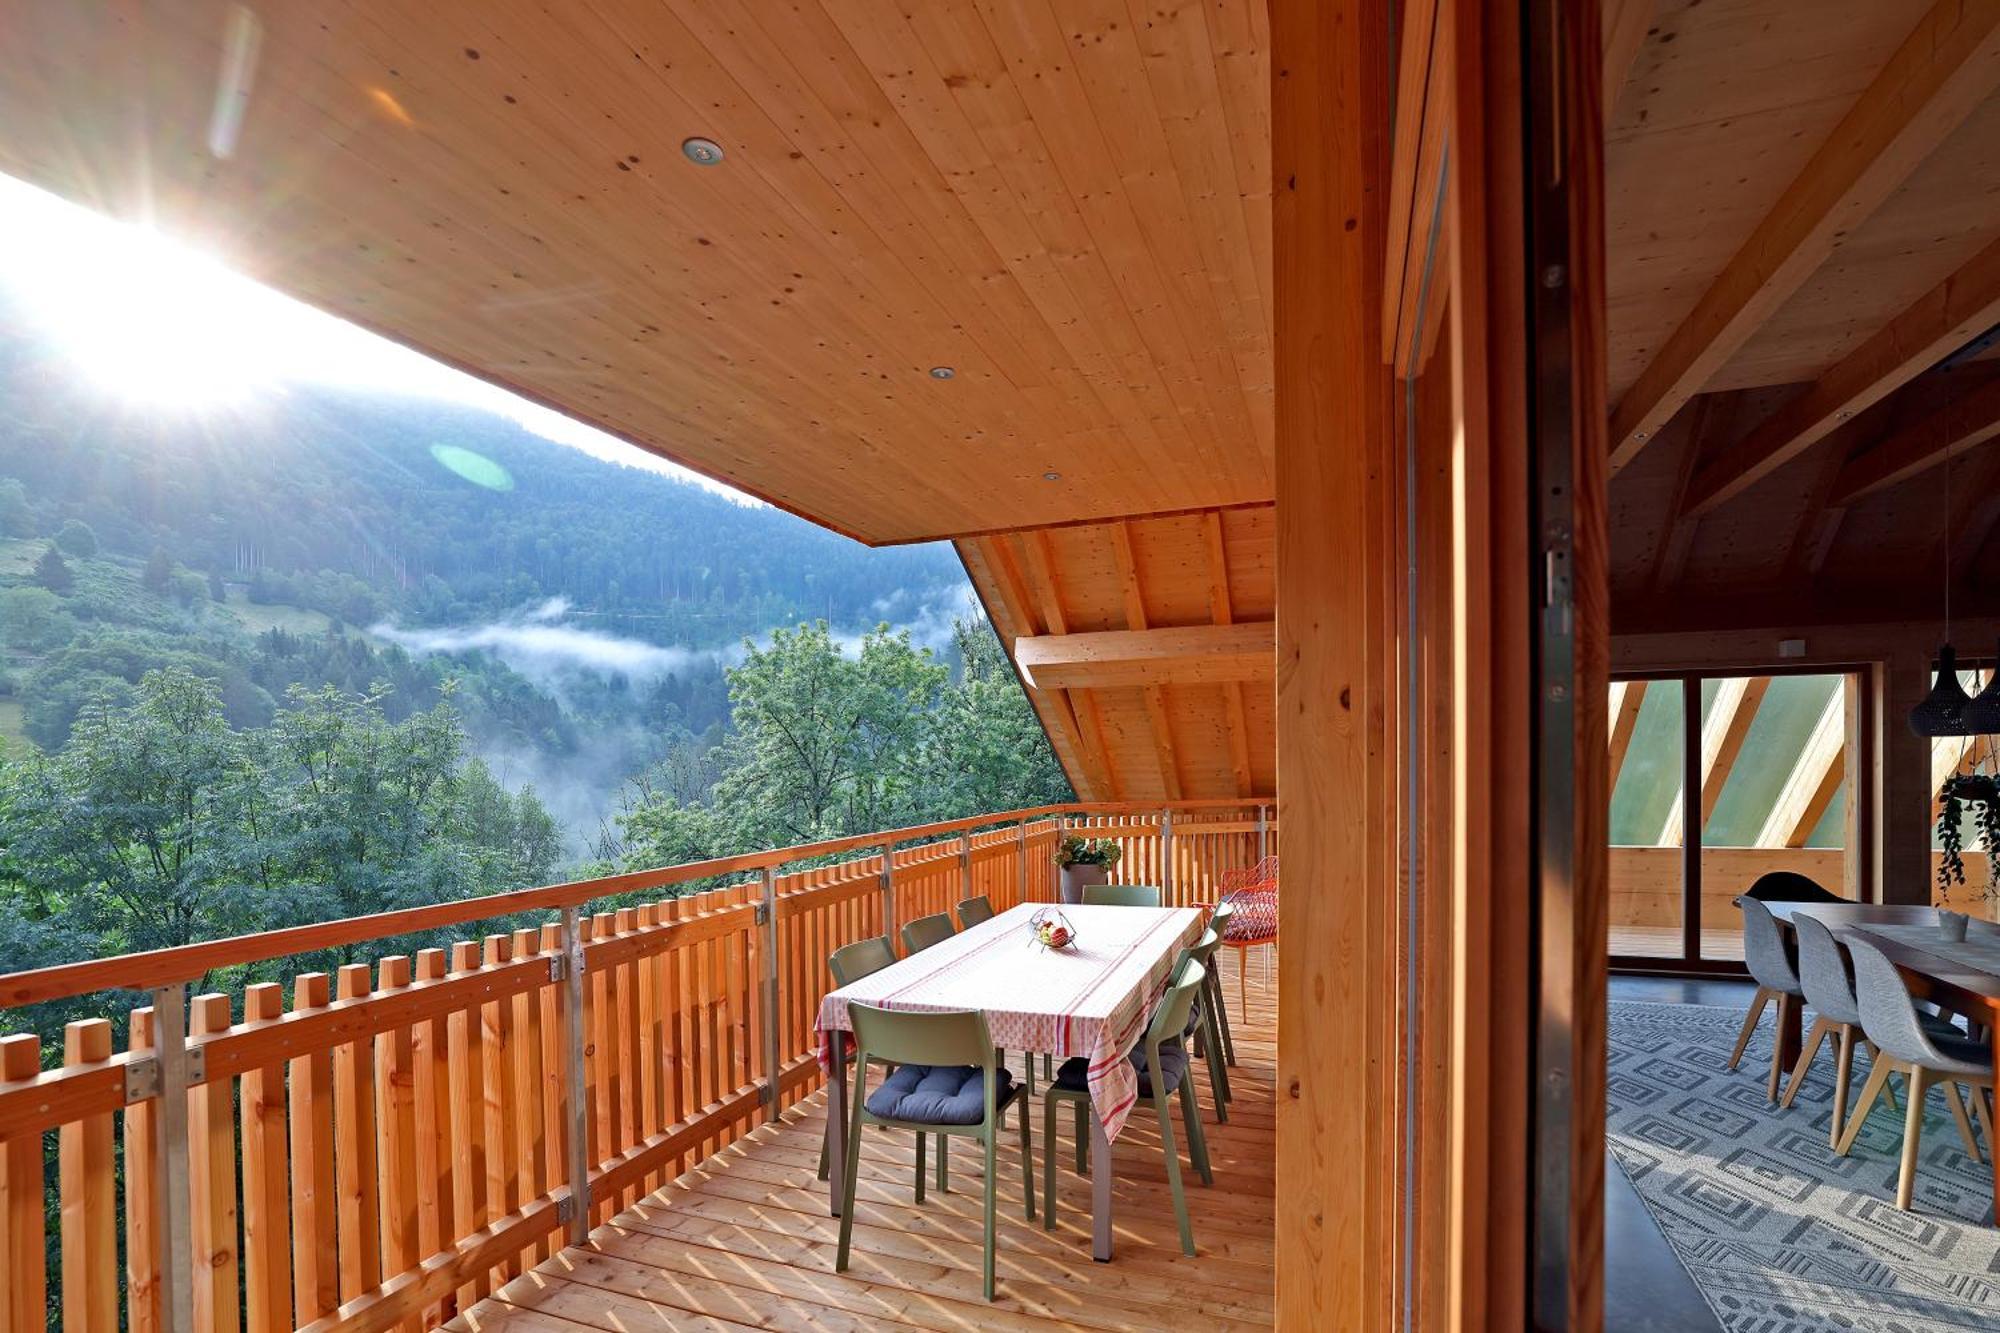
[451,953,1277,1332]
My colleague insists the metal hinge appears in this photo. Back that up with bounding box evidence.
[548,953,568,983]
[557,1193,577,1224]
[754,902,771,926]
[757,1082,777,1107]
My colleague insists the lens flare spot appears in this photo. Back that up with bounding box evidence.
[430,443,514,491]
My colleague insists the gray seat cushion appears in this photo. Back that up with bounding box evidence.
[1130,1040,1190,1095]
[865,1063,1012,1124]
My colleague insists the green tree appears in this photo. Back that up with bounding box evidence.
[0,477,31,537]
[0,587,75,653]
[143,546,172,592]
[31,546,71,593]
[53,519,96,558]
[929,618,1072,814]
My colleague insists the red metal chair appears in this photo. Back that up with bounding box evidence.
[1214,856,1279,1015]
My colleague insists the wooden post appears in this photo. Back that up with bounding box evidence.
[1257,804,1269,863]
[559,906,590,1246]
[959,831,974,904]
[1,1033,46,1333]
[1161,808,1175,905]
[150,983,195,1333]
[761,867,781,1124]
[1018,819,1030,906]
[880,843,897,942]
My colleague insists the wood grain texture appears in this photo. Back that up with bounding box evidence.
[1271,0,1391,1325]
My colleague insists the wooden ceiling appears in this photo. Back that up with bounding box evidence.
[0,0,1272,546]
[1604,0,2000,632]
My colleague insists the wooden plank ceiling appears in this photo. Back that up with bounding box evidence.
[1603,0,2000,632]
[0,0,1273,546]
[6,1,1997,796]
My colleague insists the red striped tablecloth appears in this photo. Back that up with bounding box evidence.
[816,902,1201,1141]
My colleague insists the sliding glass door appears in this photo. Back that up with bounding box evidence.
[1610,669,1861,968]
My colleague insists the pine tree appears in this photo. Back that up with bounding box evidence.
[144,546,172,592]
[32,545,72,593]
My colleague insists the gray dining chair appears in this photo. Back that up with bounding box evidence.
[1731,898,1809,1100]
[1728,876,1841,1076]
[1783,914,1906,1146]
[956,894,995,928]
[1836,939,1994,1208]
[901,912,956,954]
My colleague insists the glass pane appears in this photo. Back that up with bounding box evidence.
[1608,679,1685,957]
[1698,673,1852,960]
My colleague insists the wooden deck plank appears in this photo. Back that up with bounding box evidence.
[453,955,1277,1332]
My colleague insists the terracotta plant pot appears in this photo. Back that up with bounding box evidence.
[1060,863,1110,905]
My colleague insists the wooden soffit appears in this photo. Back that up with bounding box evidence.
[0,1,1274,545]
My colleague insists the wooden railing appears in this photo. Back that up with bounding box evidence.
[0,799,1274,1333]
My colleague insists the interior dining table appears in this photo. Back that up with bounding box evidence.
[1761,900,2000,1222]
[815,901,1203,1260]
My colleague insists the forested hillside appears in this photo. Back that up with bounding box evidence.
[0,294,1069,988]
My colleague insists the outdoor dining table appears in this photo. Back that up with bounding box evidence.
[816,900,1202,1261]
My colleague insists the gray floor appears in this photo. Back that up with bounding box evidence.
[1603,974,1748,1332]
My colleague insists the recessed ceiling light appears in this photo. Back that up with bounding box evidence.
[929,366,955,380]
[1042,472,1061,482]
[682,137,724,165]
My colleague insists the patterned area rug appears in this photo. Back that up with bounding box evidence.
[1608,1000,2000,1332]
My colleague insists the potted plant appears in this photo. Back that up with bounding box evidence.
[1055,835,1122,904]
[1933,770,2000,915]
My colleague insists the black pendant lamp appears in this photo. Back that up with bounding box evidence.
[1909,643,1976,736]
[1908,368,1989,736]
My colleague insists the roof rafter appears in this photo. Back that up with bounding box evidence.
[1203,512,1256,797]
[1608,679,1647,791]
[1827,372,2000,505]
[1686,233,2000,512]
[1107,521,1182,800]
[1755,686,1844,848]
[1659,675,1769,845]
[1609,0,2000,472]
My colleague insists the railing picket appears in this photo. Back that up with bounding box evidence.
[634,904,662,1193]
[410,948,453,1328]
[611,907,640,1207]
[59,1019,116,1333]
[125,1008,163,1333]
[373,956,419,1332]
[507,927,548,1270]
[331,964,380,1302]
[443,942,486,1309]
[188,993,240,1333]
[1,1033,45,1333]
[238,986,291,1333]
[478,934,519,1286]
[287,973,337,1324]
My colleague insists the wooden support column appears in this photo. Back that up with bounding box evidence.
[1272,1,1393,1325]
[1877,653,1936,903]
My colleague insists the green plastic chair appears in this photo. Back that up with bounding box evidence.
[956,895,996,928]
[1080,883,1163,908]
[1042,959,1212,1255]
[1205,901,1238,1067]
[835,1003,1035,1301]
[819,936,947,1183]
[1179,929,1231,1119]
[901,911,956,954]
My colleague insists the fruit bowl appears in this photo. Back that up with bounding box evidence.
[1028,906,1079,952]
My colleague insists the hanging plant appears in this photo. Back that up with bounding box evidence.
[1934,771,2000,897]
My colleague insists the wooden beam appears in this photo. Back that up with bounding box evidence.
[1827,372,2000,505]
[1608,679,1647,791]
[1203,512,1258,797]
[1687,235,2000,512]
[1014,622,1275,690]
[1660,675,1769,845]
[1273,0,1393,1320]
[1601,0,1653,115]
[1608,0,2000,471]
[1647,395,1717,594]
[1756,686,1845,848]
